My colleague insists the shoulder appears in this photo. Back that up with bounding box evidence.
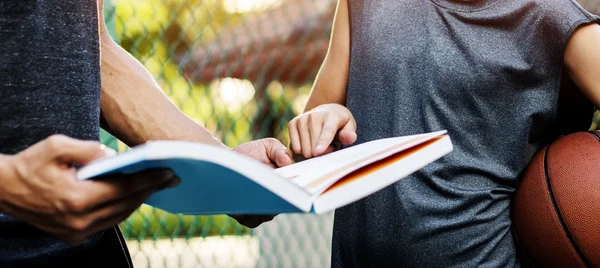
[523,0,599,41]
[531,0,597,22]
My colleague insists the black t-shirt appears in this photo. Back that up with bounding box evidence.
[0,0,102,262]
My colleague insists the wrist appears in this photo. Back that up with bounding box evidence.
[0,154,17,205]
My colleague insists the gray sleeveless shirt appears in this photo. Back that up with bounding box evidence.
[333,0,599,267]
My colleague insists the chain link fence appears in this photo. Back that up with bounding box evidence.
[99,0,600,267]
[101,0,335,267]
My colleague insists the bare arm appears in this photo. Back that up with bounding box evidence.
[97,1,293,228]
[565,22,600,108]
[97,0,224,148]
[288,0,355,158]
[303,0,351,112]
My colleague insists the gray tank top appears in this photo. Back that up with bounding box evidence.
[333,0,599,267]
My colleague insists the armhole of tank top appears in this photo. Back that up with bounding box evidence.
[553,13,600,137]
[568,0,600,20]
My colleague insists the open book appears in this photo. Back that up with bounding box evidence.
[77,130,452,215]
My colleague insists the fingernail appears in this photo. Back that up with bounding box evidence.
[315,144,324,153]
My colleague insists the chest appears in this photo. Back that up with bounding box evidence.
[347,0,560,99]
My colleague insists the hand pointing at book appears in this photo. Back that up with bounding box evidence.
[288,104,357,158]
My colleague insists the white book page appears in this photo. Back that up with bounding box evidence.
[312,135,453,213]
[273,131,447,195]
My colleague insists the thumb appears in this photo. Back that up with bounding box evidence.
[263,138,293,167]
[44,135,108,165]
[337,119,357,146]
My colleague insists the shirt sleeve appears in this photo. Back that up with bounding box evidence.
[550,0,599,45]
[551,0,600,136]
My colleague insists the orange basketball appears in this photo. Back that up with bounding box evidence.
[512,131,600,267]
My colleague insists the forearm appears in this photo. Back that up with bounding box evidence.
[98,31,225,148]
[303,0,350,112]
[304,56,349,112]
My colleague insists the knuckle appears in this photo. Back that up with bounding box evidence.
[48,134,67,144]
[265,138,279,144]
[318,137,331,145]
[326,113,339,123]
[317,110,328,118]
[322,125,335,133]
[307,113,322,125]
[67,218,92,232]
[46,135,68,151]
[298,115,308,125]
[62,192,87,213]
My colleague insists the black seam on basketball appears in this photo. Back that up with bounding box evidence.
[511,224,542,267]
[544,143,592,268]
[587,131,600,142]
[511,147,553,268]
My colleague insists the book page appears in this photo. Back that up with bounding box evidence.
[275,139,388,184]
[273,131,446,195]
[312,135,452,214]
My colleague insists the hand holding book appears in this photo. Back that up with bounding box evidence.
[229,138,293,227]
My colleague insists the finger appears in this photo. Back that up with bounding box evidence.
[1,201,67,234]
[288,119,302,154]
[308,114,323,156]
[323,145,336,155]
[43,135,107,164]
[76,169,178,211]
[314,118,341,156]
[263,139,293,167]
[81,185,159,236]
[338,119,358,145]
[59,178,173,245]
[59,203,140,246]
[274,148,293,167]
[297,117,312,158]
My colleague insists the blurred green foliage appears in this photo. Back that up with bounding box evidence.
[120,206,250,240]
